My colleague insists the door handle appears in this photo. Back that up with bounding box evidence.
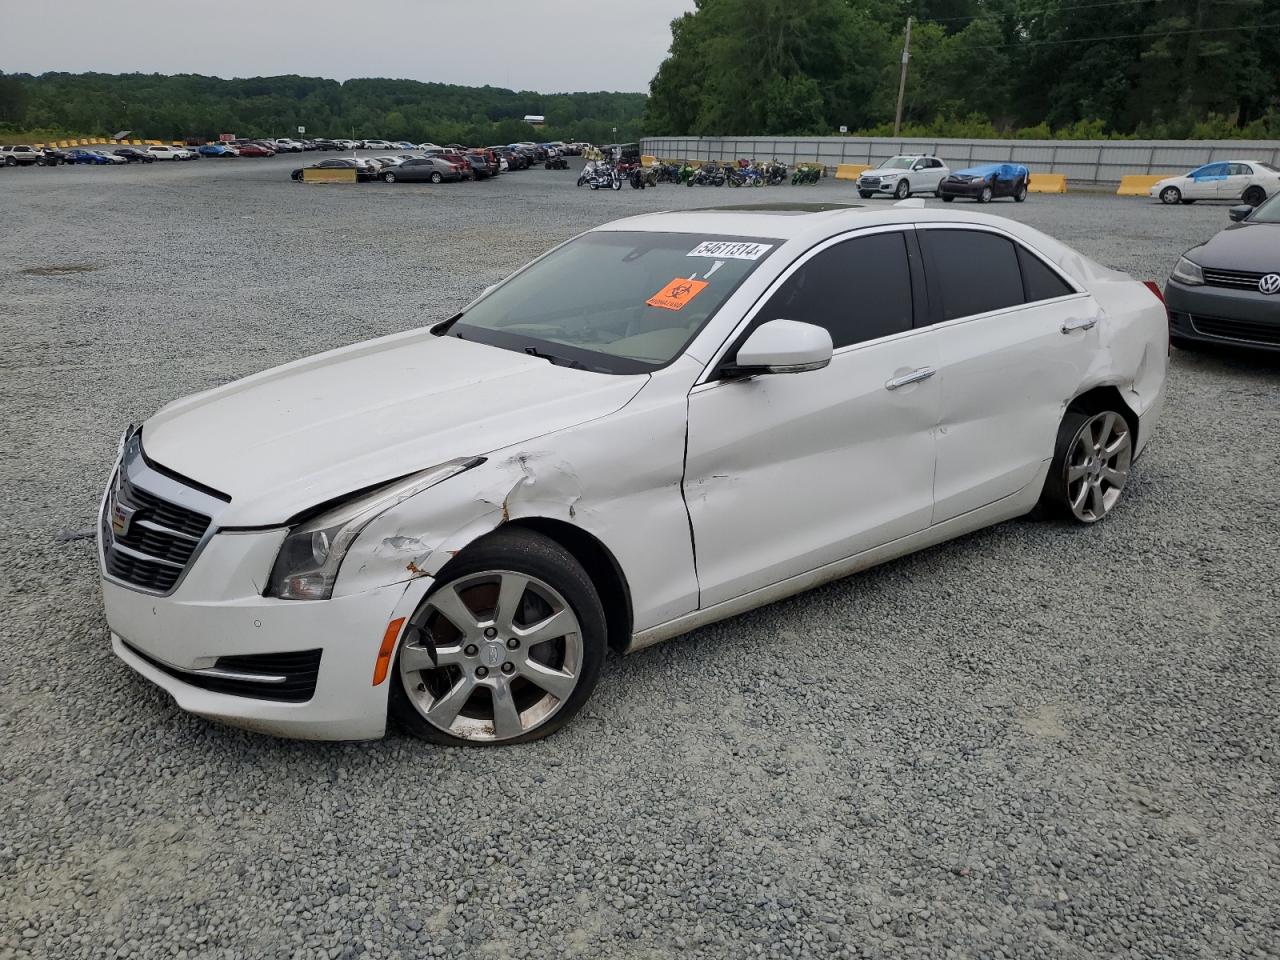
[885,366,937,390]
[1061,316,1098,334]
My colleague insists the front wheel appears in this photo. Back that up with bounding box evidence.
[1040,409,1133,525]
[1160,186,1181,205]
[895,179,910,200]
[858,190,874,199]
[577,175,586,187]
[978,185,993,203]
[1015,182,1028,202]
[389,528,607,746]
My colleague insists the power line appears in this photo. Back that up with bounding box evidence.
[917,0,1262,24]
[968,21,1278,49]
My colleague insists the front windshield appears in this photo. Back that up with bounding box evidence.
[879,157,912,169]
[1251,192,1280,223]
[448,231,779,373]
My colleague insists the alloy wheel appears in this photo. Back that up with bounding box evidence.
[398,570,583,743]
[1064,412,1132,523]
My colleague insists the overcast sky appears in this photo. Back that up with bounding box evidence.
[1,0,696,93]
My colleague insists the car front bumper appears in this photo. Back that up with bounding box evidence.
[102,527,433,740]
[855,179,895,194]
[938,180,988,199]
[1164,278,1280,352]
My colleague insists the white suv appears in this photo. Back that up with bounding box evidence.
[1,145,44,166]
[857,155,950,199]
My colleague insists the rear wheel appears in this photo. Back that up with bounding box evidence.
[1160,186,1181,204]
[1243,185,1266,207]
[382,172,396,182]
[1015,182,1028,202]
[1041,409,1133,524]
[390,528,607,746]
[430,172,443,184]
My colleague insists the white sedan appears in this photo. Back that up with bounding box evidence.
[1150,160,1280,206]
[99,204,1168,745]
[145,145,194,161]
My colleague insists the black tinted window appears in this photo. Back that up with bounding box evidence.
[757,232,913,348]
[921,230,1025,321]
[1017,246,1075,302]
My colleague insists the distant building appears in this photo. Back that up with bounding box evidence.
[523,115,545,126]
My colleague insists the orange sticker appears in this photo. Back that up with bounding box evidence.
[647,277,709,311]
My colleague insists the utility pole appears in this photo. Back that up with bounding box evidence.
[893,17,913,138]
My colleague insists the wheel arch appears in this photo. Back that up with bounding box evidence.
[1066,385,1139,447]
[503,518,634,654]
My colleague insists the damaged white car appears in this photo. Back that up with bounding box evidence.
[100,203,1168,745]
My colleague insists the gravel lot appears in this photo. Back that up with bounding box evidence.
[2,155,1278,960]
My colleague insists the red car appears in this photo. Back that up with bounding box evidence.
[431,151,473,179]
[237,143,276,157]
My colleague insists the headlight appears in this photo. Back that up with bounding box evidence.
[1171,256,1204,286]
[266,457,482,601]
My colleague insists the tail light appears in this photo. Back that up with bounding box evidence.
[1143,280,1165,303]
[1144,281,1171,354]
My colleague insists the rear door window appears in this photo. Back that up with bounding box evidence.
[1016,246,1076,302]
[919,230,1025,321]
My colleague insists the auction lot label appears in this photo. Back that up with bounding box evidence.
[687,241,772,260]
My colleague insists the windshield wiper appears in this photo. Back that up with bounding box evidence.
[524,345,588,370]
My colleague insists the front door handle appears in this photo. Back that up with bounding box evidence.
[885,366,937,390]
[1061,316,1098,334]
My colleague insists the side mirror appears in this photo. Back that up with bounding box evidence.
[726,319,833,376]
[1229,204,1253,222]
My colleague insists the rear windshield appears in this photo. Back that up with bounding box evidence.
[447,231,779,374]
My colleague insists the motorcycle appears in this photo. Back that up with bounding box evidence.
[686,164,727,187]
[545,148,569,170]
[577,160,622,191]
[630,166,658,189]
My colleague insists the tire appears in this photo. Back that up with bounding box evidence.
[978,185,993,204]
[1160,186,1181,205]
[894,179,910,200]
[576,175,586,187]
[4,157,14,167]
[1242,185,1266,207]
[430,172,443,184]
[382,172,396,182]
[611,178,622,191]
[35,157,47,166]
[1039,408,1133,525]
[941,195,954,202]
[1015,182,1028,202]
[389,527,607,746]
[291,171,302,181]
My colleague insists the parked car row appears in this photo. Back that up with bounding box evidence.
[290,145,575,183]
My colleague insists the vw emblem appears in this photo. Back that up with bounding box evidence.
[1259,273,1280,295]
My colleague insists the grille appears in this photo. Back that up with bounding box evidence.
[102,459,216,594]
[1190,314,1280,346]
[1201,267,1270,291]
[124,643,323,702]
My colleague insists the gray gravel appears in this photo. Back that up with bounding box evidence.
[2,155,1279,960]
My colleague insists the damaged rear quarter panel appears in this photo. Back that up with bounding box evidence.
[335,360,702,634]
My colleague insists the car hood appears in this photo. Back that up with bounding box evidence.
[1187,222,1280,273]
[142,331,648,526]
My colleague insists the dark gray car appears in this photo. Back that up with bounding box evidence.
[1164,195,1280,353]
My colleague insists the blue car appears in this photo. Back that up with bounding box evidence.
[939,163,1030,203]
[197,143,239,157]
[66,149,114,165]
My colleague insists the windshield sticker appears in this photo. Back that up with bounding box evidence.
[647,277,710,311]
[687,240,772,261]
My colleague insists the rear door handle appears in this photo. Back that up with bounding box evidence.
[885,366,937,390]
[1061,316,1098,334]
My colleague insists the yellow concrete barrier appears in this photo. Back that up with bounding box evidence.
[835,163,871,181]
[303,168,358,183]
[1117,174,1173,196]
[641,154,657,167]
[1028,173,1067,193]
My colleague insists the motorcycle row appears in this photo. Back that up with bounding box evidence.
[577,158,812,192]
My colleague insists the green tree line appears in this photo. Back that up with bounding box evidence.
[0,72,647,145]
[646,0,1280,138]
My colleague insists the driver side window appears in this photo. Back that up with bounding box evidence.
[755,232,915,350]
